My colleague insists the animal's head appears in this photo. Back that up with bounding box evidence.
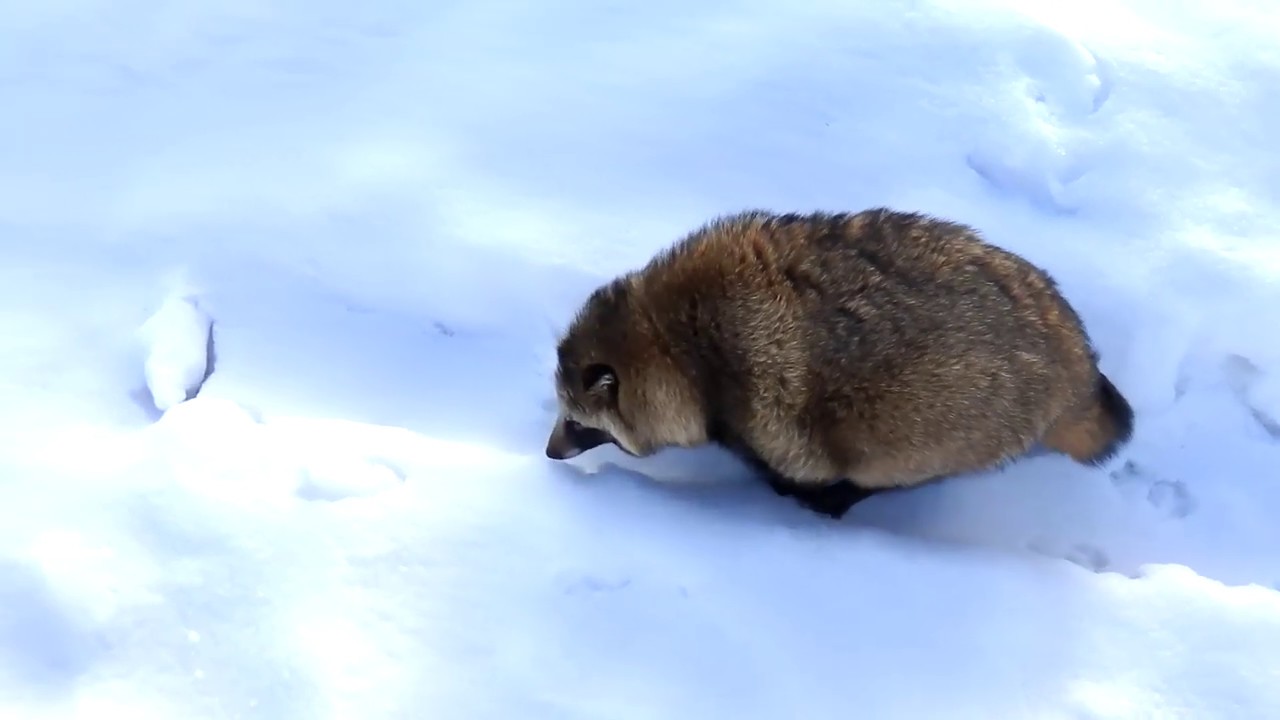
[544,280,707,461]
[545,358,635,459]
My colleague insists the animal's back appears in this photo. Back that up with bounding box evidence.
[636,208,1118,488]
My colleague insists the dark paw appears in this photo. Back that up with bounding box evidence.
[765,474,799,498]
[751,462,876,519]
[792,481,878,520]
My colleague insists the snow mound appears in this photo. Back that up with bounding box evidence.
[137,287,215,413]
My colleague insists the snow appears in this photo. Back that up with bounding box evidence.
[2,0,1280,717]
[137,281,214,412]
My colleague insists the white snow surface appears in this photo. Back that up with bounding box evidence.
[3,0,1280,718]
[137,283,214,412]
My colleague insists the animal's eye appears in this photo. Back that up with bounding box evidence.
[581,363,617,393]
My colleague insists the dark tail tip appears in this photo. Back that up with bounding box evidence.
[1087,372,1135,465]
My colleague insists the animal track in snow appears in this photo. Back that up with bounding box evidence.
[1026,538,1111,574]
[1016,32,1112,122]
[1064,543,1111,573]
[1224,354,1280,440]
[558,572,632,596]
[1147,479,1195,519]
[965,27,1111,214]
[1110,460,1197,520]
[295,455,407,502]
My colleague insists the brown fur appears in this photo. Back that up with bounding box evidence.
[545,208,1134,518]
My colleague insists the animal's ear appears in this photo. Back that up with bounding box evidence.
[582,363,618,397]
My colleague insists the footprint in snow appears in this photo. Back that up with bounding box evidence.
[558,572,633,596]
[1027,538,1111,574]
[1064,543,1111,573]
[965,27,1112,214]
[1224,354,1280,440]
[1109,460,1196,520]
[295,456,407,502]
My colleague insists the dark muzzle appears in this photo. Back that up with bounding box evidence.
[545,418,615,460]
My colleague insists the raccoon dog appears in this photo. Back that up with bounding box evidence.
[544,208,1134,519]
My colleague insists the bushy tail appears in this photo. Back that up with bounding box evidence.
[1043,372,1135,466]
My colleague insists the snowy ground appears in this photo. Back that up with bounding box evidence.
[3,0,1280,717]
